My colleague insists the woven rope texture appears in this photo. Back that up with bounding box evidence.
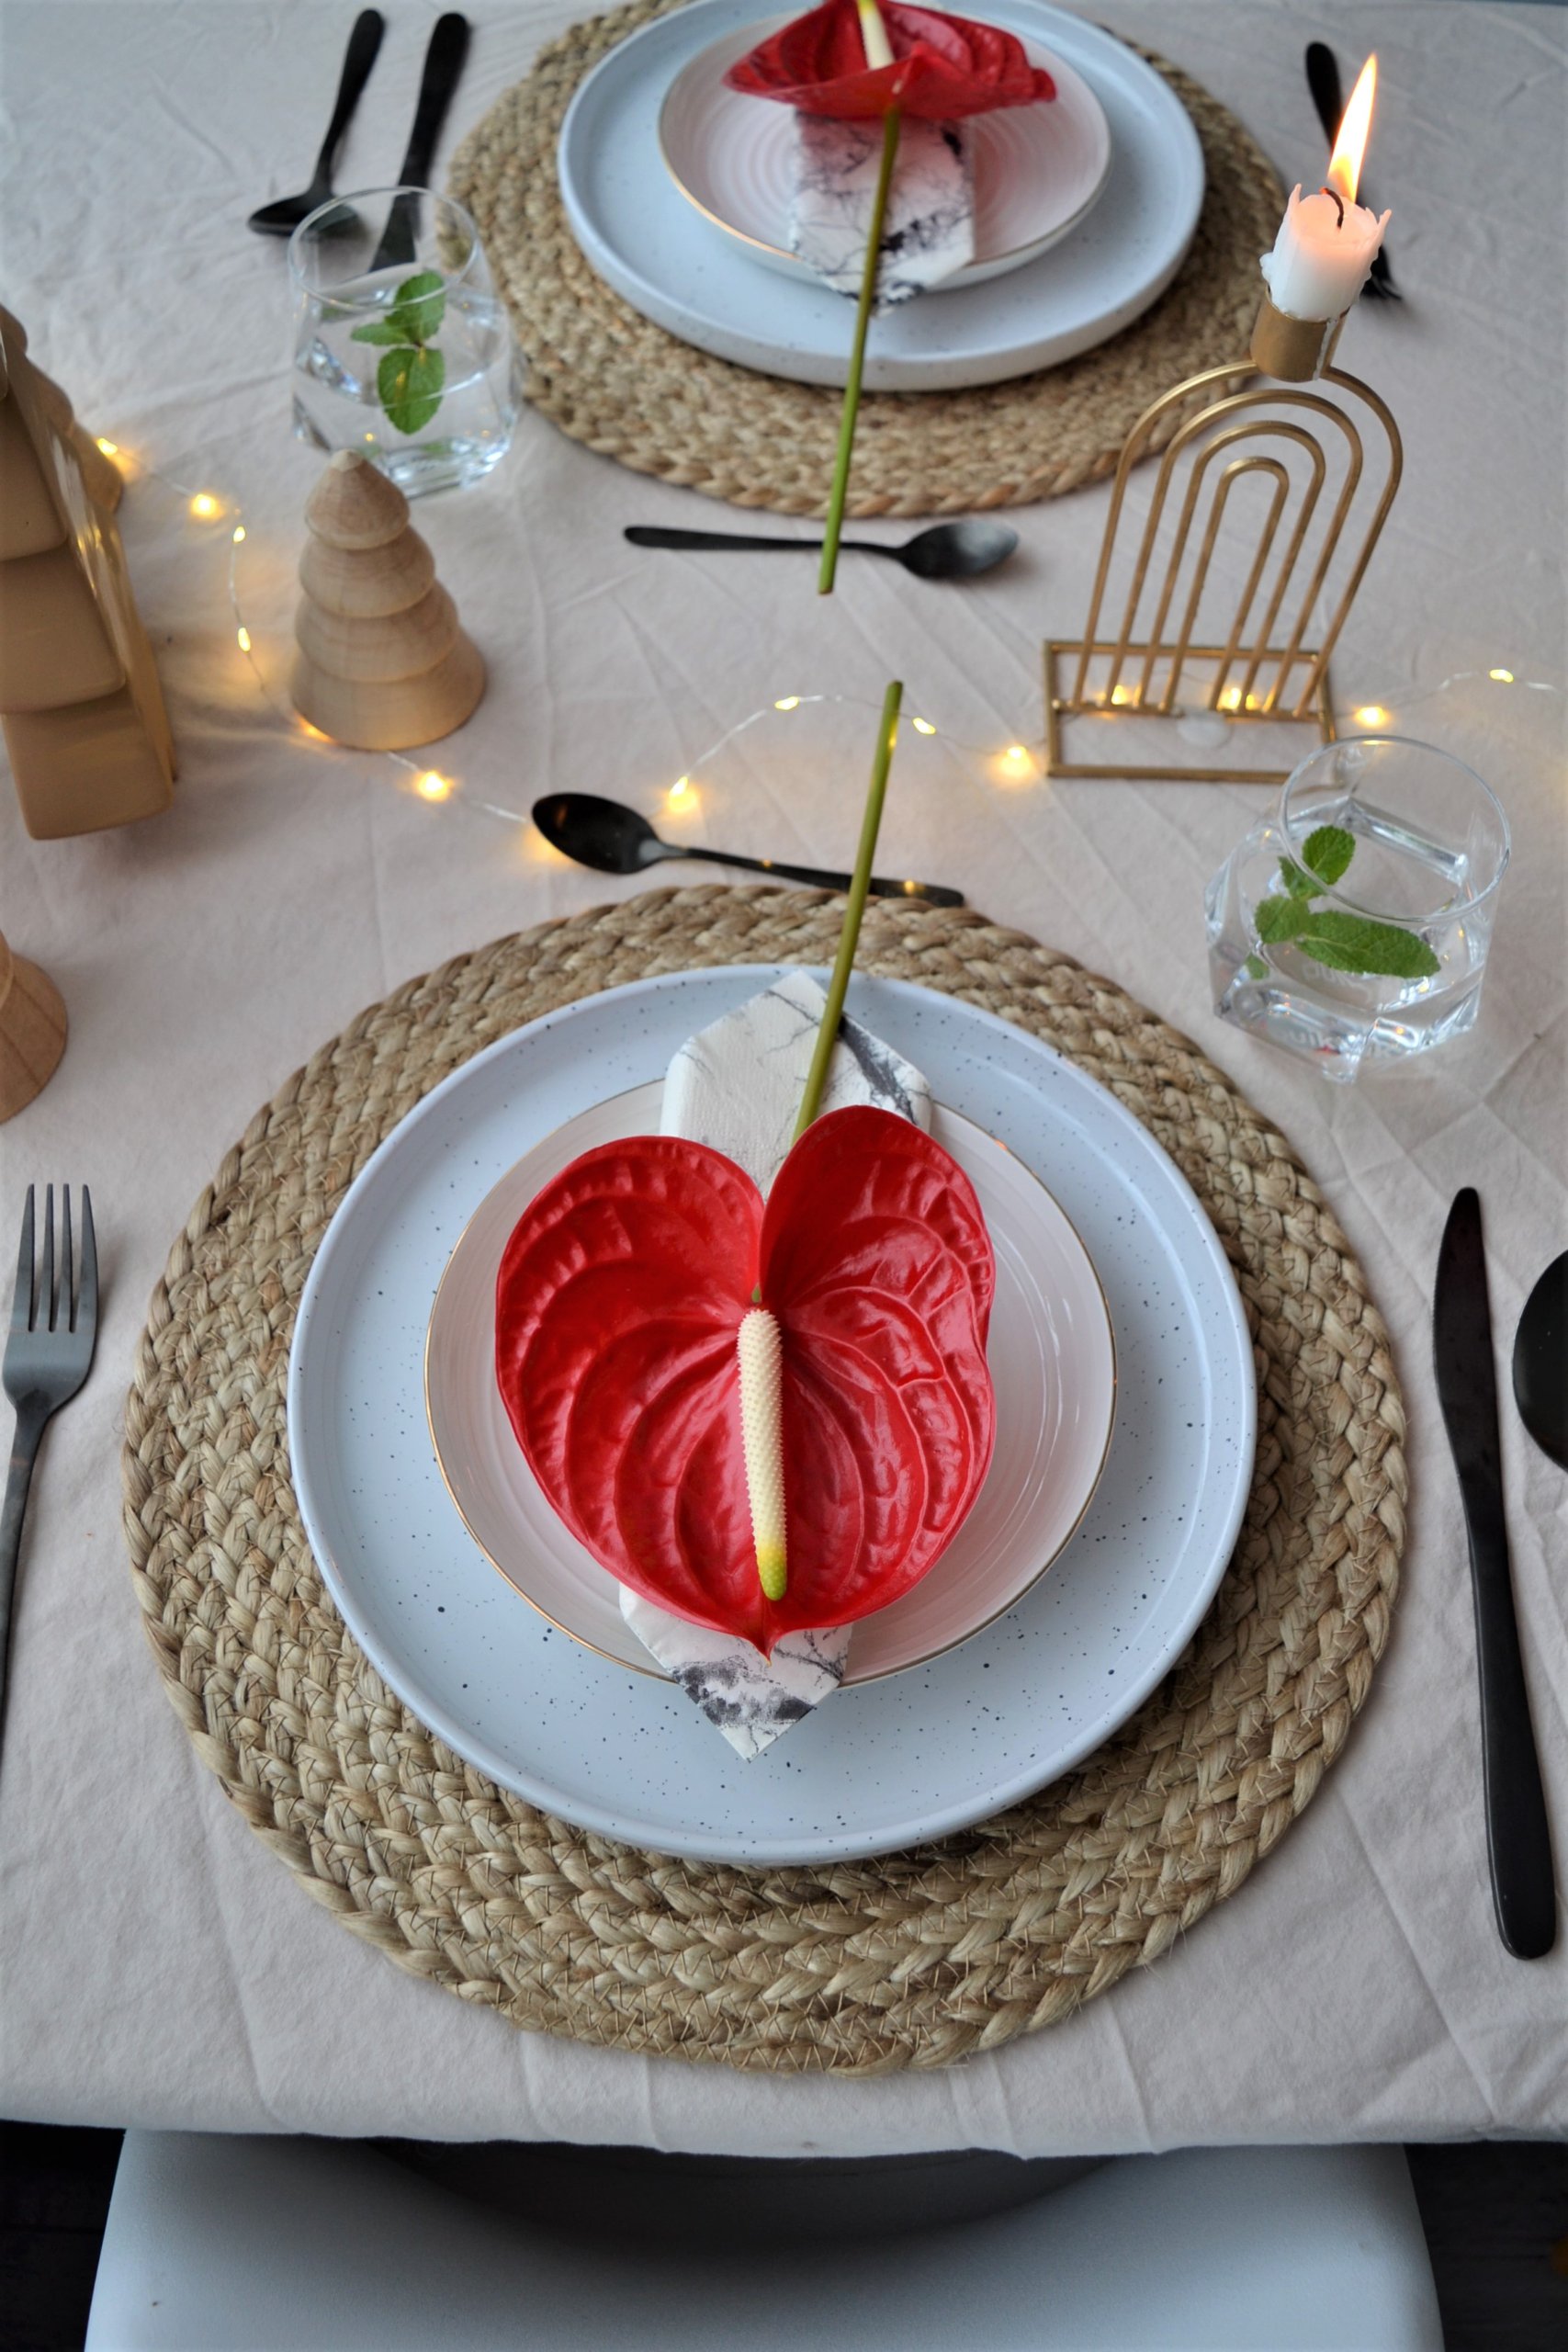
[125,889,1404,2073]
[448,1,1285,515]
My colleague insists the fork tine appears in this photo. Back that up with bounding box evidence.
[40,1185,54,1332]
[62,1186,74,1333]
[9,1185,34,1333]
[78,1186,98,1336]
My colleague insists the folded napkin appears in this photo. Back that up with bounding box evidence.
[617,971,931,1758]
[790,114,975,308]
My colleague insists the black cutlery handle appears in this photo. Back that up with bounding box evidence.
[677,844,964,908]
[396,11,470,187]
[1303,41,1344,150]
[313,9,385,180]
[0,1399,48,1749]
[626,526,902,560]
[1461,1474,1558,1959]
[626,526,829,555]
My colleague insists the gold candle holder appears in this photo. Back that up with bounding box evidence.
[1044,294,1403,784]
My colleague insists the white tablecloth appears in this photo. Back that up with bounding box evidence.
[1,0,1563,2153]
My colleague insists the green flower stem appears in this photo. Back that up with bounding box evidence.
[793,681,903,1143]
[818,106,902,597]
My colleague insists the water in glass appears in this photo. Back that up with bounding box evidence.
[1205,736,1509,1081]
[294,267,520,494]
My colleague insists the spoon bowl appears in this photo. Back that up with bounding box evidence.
[535,794,665,876]
[896,520,1020,580]
[1514,1251,1567,1469]
[249,194,358,237]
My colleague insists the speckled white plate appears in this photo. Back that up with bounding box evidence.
[659,18,1111,290]
[557,0,1203,390]
[426,1087,1116,1682]
[288,968,1256,1867]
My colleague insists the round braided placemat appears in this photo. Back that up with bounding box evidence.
[124,888,1404,2074]
[448,2,1284,514]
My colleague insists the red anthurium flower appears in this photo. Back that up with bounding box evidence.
[495,1105,996,1655]
[724,0,1055,123]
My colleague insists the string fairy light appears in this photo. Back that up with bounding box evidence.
[113,445,1561,855]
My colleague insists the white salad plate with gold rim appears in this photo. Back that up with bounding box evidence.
[659,17,1112,291]
[288,967,1255,1868]
[557,0,1204,390]
[425,1085,1116,1684]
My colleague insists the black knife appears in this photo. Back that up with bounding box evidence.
[1433,1188,1556,1959]
[1303,43,1400,300]
[370,14,471,275]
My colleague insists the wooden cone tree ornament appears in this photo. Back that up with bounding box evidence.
[0,932,67,1122]
[0,306,175,839]
[290,452,484,752]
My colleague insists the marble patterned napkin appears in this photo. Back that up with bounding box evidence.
[790,114,975,308]
[615,971,931,1758]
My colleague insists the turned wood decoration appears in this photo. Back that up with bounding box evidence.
[0,931,67,1122]
[0,306,176,839]
[291,452,484,752]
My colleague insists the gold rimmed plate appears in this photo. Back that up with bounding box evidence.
[288,965,1254,1865]
[657,15,1112,291]
[425,1082,1117,1685]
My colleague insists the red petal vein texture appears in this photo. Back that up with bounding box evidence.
[723,0,1056,122]
[494,1106,996,1652]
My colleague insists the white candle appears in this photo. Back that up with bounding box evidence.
[1261,184,1391,322]
[1260,53,1392,322]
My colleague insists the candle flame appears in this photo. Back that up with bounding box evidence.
[1327,55,1377,206]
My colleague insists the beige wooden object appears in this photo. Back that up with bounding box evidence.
[0,932,67,1122]
[0,306,175,838]
[290,453,484,752]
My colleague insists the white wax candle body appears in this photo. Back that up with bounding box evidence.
[1261,184,1392,322]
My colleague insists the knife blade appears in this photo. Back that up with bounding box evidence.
[1303,42,1399,300]
[1433,1188,1556,1959]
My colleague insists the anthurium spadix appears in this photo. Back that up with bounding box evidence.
[494,1105,996,1655]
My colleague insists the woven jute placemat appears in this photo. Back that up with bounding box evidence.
[448,1,1284,515]
[125,888,1404,2074]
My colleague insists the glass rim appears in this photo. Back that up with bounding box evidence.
[287,185,487,295]
[1277,733,1511,923]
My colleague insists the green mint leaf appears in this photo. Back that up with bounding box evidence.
[378,344,445,436]
[1244,954,1268,980]
[393,268,446,342]
[1293,910,1441,979]
[1302,824,1356,886]
[1255,893,1312,944]
[350,317,413,345]
[1277,857,1320,898]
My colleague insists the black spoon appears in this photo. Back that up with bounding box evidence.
[533,794,964,907]
[247,10,385,238]
[1514,1252,1567,1470]
[625,519,1019,582]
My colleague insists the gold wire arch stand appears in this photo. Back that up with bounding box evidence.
[1044,303,1403,783]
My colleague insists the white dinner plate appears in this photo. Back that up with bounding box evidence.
[426,1086,1117,1682]
[288,969,1256,1867]
[659,19,1111,291]
[557,0,1204,390]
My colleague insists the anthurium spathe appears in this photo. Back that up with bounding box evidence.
[724,0,1056,122]
[494,1105,996,1654]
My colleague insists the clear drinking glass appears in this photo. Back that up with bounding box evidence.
[288,187,522,495]
[1204,736,1510,1081]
